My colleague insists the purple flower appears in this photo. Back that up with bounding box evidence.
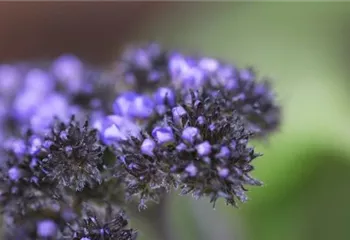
[254,83,266,96]
[176,142,187,152]
[0,64,21,96]
[42,117,104,191]
[0,43,281,237]
[113,91,138,117]
[129,95,154,119]
[4,138,26,156]
[154,87,175,106]
[168,53,207,89]
[28,135,43,155]
[24,68,54,95]
[130,49,152,69]
[196,141,212,156]
[172,105,187,126]
[101,115,140,144]
[168,53,188,77]
[211,66,238,90]
[8,167,21,182]
[119,43,168,91]
[181,127,200,144]
[140,138,156,156]
[36,220,58,237]
[198,58,219,73]
[185,164,197,177]
[13,89,44,120]
[239,68,255,81]
[216,146,230,159]
[52,54,83,92]
[218,168,230,178]
[181,67,205,89]
[196,116,206,126]
[30,93,70,132]
[152,126,174,145]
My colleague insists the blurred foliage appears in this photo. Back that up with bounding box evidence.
[134,3,350,240]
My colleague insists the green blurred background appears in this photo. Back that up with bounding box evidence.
[134,3,350,240]
[2,2,350,240]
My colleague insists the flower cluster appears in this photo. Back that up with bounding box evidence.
[109,44,280,207]
[0,43,281,239]
[0,118,136,239]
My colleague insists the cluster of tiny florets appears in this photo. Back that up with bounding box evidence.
[41,117,105,191]
[0,42,281,239]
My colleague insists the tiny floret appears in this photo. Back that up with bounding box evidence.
[196,141,212,156]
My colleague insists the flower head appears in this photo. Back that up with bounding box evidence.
[41,116,104,191]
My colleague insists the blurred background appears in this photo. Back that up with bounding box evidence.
[1,2,350,240]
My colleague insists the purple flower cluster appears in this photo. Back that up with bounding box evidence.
[111,44,280,208]
[0,43,281,239]
[0,55,115,141]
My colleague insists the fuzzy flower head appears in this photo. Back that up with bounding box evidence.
[165,91,263,206]
[41,116,105,191]
[115,88,265,207]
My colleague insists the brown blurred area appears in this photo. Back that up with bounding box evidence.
[0,2,163,65]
